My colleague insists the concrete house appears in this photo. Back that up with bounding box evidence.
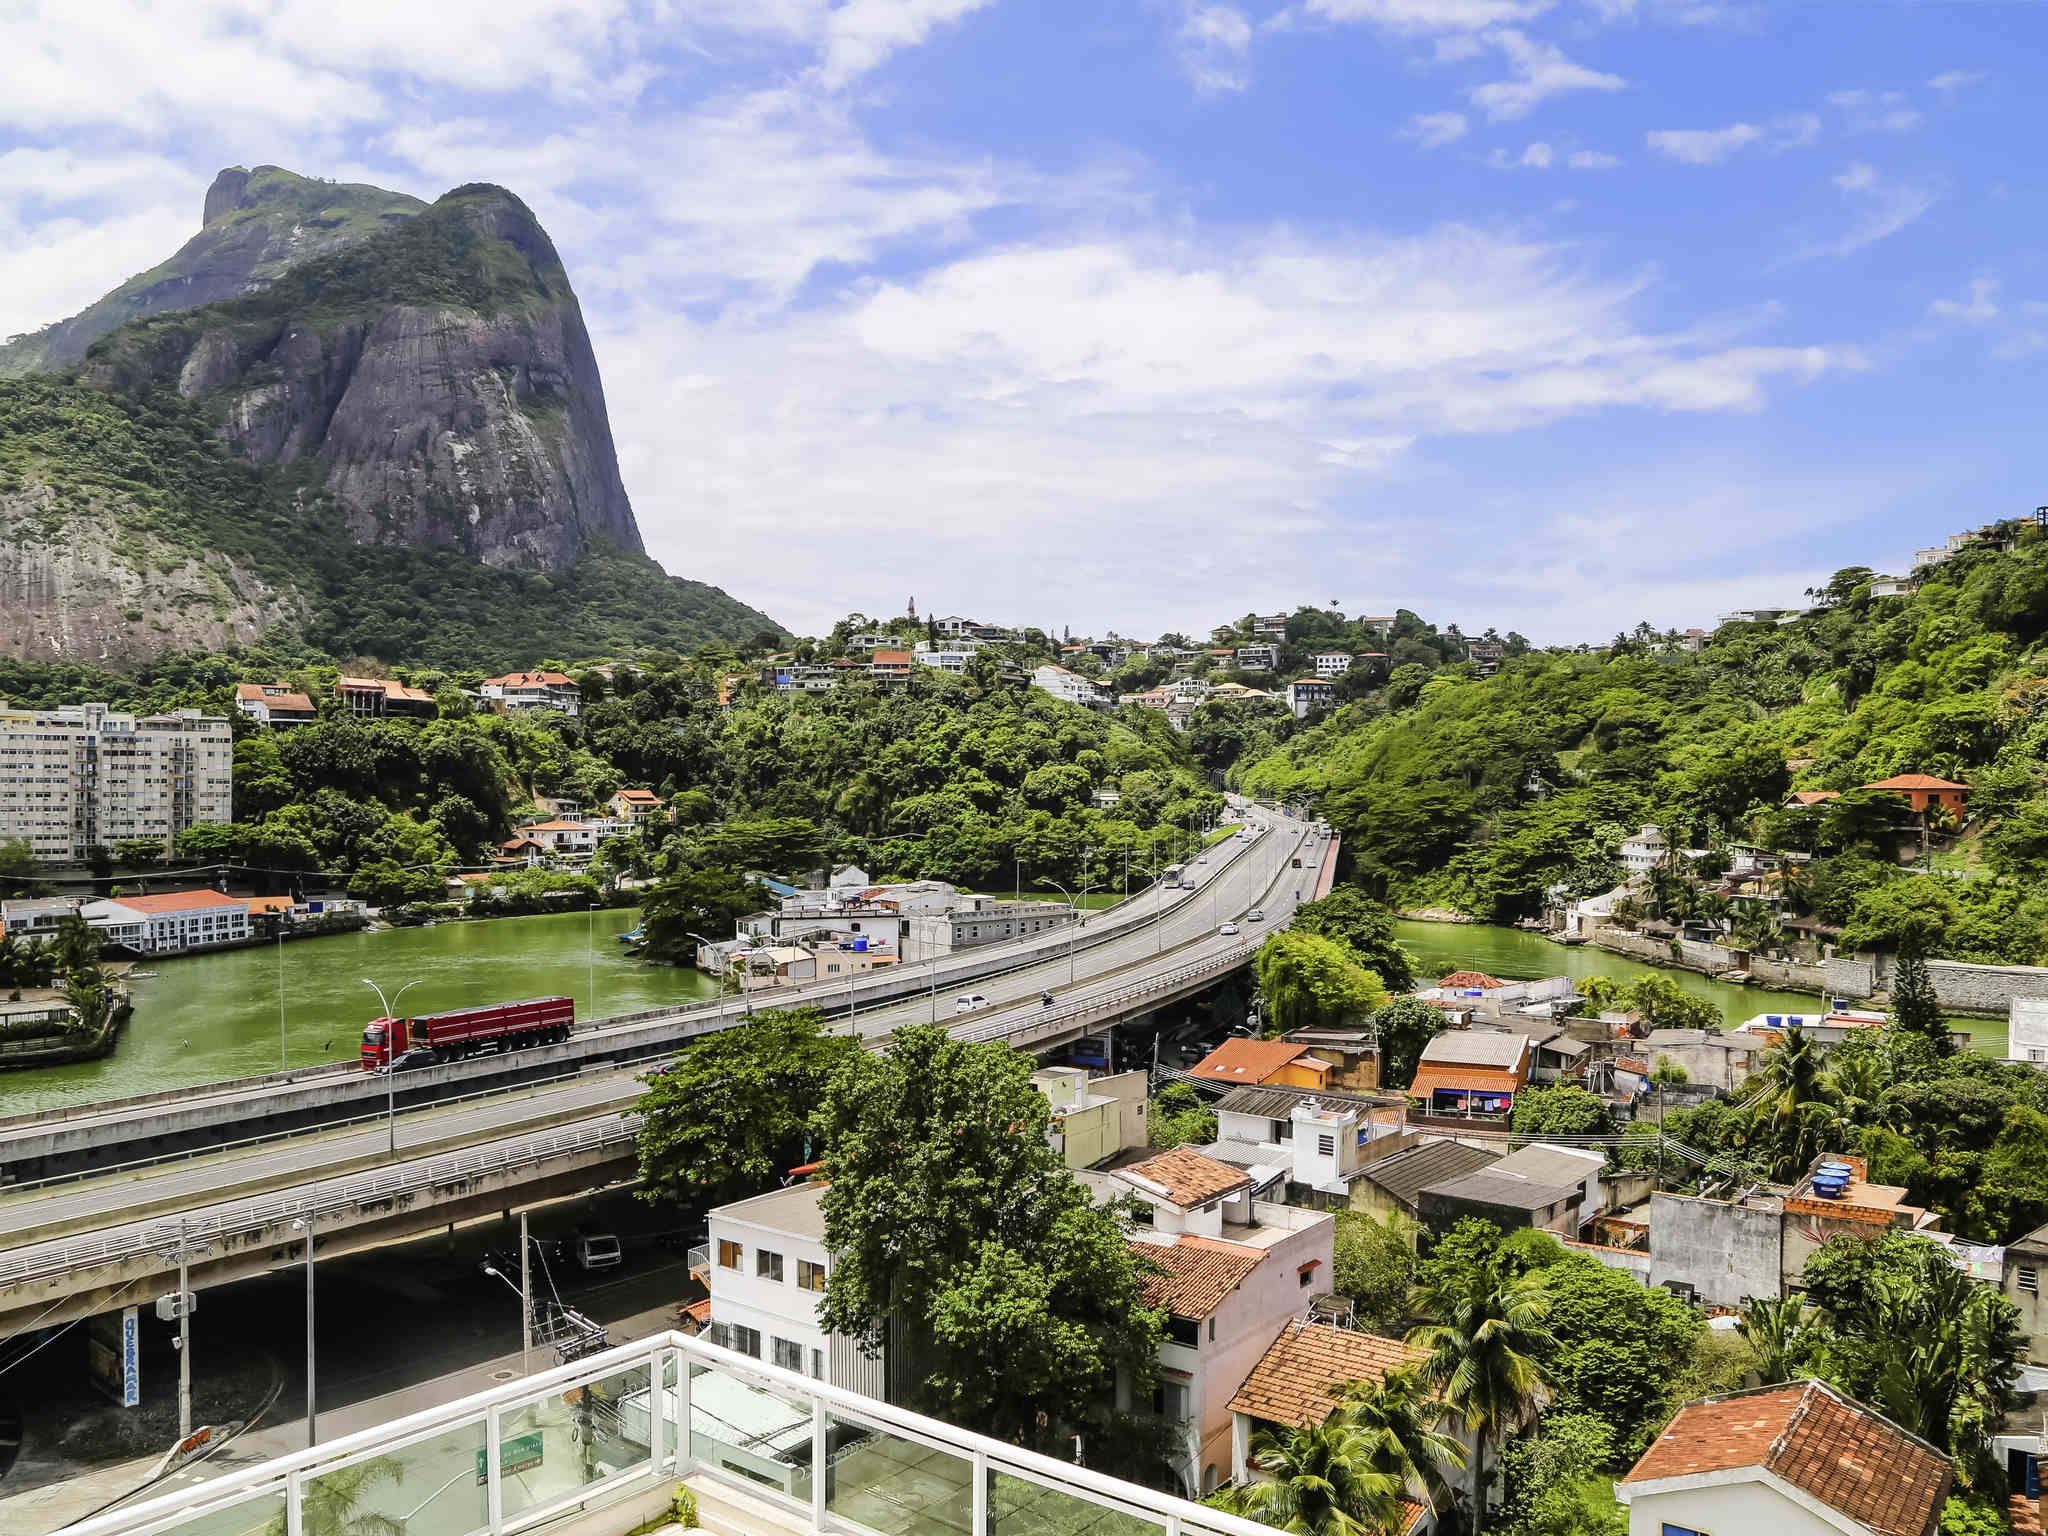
[1618,1380,1951,1536]
[1415,1141,1605,1238]
[702,1183,882,1397]
[1406,1031,1530,1118]
[1187,1038,1336,1092]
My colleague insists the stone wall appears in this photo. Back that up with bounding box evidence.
[1590,927,1827,995]
[1827,952,2048,1016]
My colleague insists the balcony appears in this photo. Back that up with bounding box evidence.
[63,1331,1277,1536]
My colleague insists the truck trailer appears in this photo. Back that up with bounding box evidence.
[360,996,575,1071]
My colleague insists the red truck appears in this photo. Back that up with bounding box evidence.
[359,996,575,1071]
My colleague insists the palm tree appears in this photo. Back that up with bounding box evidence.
[1407,1258,1556,1536]
[1735,1295,1810,1385]
[1212,1419,1404,1536]
[266,1456,405,1536]
[1747,1023,1839,1176]
[1333,1367,1466,1515]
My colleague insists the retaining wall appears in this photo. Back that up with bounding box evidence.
[1588,927,1828,995]
[1828,953,2048,1015]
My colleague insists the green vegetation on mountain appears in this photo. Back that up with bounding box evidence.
[0,372,775,667]
[0,165,426,376]
[1240,530,2048,964]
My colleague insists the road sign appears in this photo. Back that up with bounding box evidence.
[477,1430,545,1485]
[155,1291,198,1322]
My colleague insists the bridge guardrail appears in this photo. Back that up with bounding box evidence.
[0,1117,644,1288]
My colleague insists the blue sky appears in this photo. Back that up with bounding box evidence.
[2,1,2044,642]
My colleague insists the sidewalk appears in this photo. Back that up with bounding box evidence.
[0,1293,683,1534]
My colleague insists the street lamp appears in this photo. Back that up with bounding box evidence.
[291,1212,317,1446]
[481,1211,534,1375]
[1043,880,1079,985]
[361,977,422,1156]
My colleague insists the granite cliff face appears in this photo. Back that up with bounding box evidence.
[0,166,424,377]
[86,182,643,572]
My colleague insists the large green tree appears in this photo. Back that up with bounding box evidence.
[633,1008,859,1207]
[1254,930,1389,1035]
[1211,1420,1406,1536]
[1287,888,1418,991]
[813,1025,1163,1442]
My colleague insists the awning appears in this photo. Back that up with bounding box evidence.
[1408,1066,1521,1097]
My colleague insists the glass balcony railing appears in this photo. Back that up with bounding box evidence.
[58,1332,1282,1536]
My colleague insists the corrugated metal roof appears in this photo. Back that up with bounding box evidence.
[1418,1032,1530,1069]
[1212,1083,1403,1119]
[1364,1140,1502,1205]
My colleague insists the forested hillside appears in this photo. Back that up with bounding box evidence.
[72,659,1219,905]
[1240,531,2048,964]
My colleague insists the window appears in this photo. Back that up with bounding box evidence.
[798,1259,827,1292]
[1659,1526,1710,1536]
[717,1239,742,1270]
[731,1325,761,1358]
[1207,1317,1216,1343]
[2022,1265,2039,1296]
[757,1249,784,1282]
[1167,1316,1200,1347]
[771,1337,804,1372]
[811,1348,825,1379]
[1317,1134,1335,1156]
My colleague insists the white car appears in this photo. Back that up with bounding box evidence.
[1219,922,1240,936]
[1197,855,1208,865]
[1247,908,1265,922]
[955,994,990,1013]
[575,1233,622,1272]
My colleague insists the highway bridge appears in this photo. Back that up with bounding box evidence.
[0,807,1339,1338]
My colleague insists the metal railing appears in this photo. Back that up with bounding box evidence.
[58,1330,1281,1536]
[0,1117,641,1287]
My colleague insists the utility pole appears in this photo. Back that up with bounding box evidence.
[177,1223,191,1443]
[520,1212,533,1376]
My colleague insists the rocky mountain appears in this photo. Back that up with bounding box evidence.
[0,167,425,376]
[0,167,780,668]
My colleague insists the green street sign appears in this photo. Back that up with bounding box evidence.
[477,1431,545,1485]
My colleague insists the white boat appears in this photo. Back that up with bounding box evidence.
[125,970,158,980]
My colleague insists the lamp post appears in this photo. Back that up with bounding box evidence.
[361,977,421,1156]
[1044,880,1079,985]
[481,1220,534,1376]
[291,1211,317,1446]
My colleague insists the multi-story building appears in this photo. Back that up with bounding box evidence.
[1467,639,1505,677]
[911,642,978,672]
[1250,614,1289,638]
[479,671,582,717]
[1311,652,1352,677]
[869,650,913,683]
[607,788,663,827]
[1284,678,1335,718]
[903,896,1076,959]
[232,683,318,727]
[0,704,232,862]
[1031,664,1110,710]
[702,1182,882,1394]
[80,889,251,954]
[334,677,437,718]
[1234,645,1278,672]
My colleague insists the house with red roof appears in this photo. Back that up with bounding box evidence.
[233,682,317,727]
[1185,1037,1335,1092]
[334,677,437,719]
[480,670,582,718]
[1619,1379,1951,1536]
[1860,773,1968,815]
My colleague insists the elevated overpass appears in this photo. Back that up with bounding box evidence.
[0,811,1340,1337]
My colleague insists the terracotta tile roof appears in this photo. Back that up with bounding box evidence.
[614,788,661,802]
[1788,790,1841,805]
[106,889,245,914]
[1187,1037,1318,1084]
[1118,1147,1254,1208]
[871,650,912,665]
[1439,970,1507,989]
[1226,1321,1427,1428]
[1624,1381,1951,1536]
[1861,773,1966,791]
[484,671,576,687]
[1407,1065,1522,1098]
[1131,1234,1266,1319]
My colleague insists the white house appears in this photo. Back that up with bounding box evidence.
[1110,1147,1335,1497]
[80,890,251,954]
[2011,995,2048,1068]
[1618,824,1667,873]
[1311,652,1353,677]
[1284,678,1336,718]
[1032,664,1111,710]
[702,1183,884,1397]
[1618,1379,1951,1536]
[479,671,581,717]
[911,642,978,672]
[607,788,663,827]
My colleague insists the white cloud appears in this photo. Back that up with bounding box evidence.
[1568,149,1619,169]
[1796,163,1936,260]
[813,0,996,90]
[1299,0,1553,31]
[1827,88,1922,134]
[1929,277,1999,325]
[1522,141,1555,168]
[1646,123,1760,165]
[0,202,198,342]
[1769,113,1821,150]
[1832,161,1876,192]
[1174,4,1255,94]
[1468,29,1625,121]
[1928,68,1985,95]
[1401,110,1470,147]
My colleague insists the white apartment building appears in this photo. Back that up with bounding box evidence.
[703,1183,884,1397]
[1311,652,1352,677]
[479,671,582,717]
[911,642,978,672]
[0,704,232,862]
[1031,664,1111,710]
[1234,645,1278,672]
[1618,823,1667,873]
[80,889,251,953]
[1284,679,1335,718]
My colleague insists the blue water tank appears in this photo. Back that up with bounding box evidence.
[852,937,868,952]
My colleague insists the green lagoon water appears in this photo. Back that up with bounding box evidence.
[1,908,719,1115]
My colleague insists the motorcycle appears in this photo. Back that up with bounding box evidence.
[1040,991,1054,1007]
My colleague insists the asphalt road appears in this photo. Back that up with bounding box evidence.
[0,811,1322,1263]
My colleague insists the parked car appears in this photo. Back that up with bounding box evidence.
[955,994,991,1013]
[575,1232,622,1272]
[1247,908,1265,921]
[1219,922,1240,936]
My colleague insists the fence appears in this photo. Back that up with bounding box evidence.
[59,1331,1283,1536]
